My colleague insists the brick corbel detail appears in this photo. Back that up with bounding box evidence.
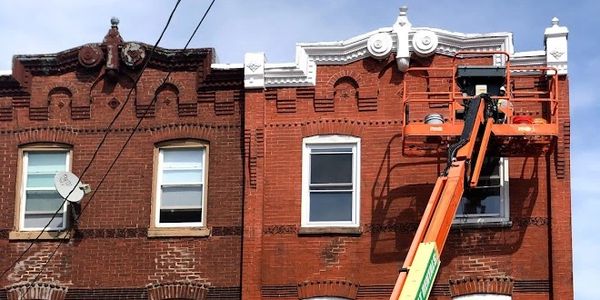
[301,119,364,137]
[297,280,359,300]
[275,88,297,113]
[6,282,68,300]
[146,281,210,300]
[449,277,514,297]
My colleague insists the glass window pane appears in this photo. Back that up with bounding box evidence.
[309,192,353,222]
[25,190,64,212]
[159,209,202,223]
[23,214,64,229]
[28,152,67,174]
[161,186,202,208]
[310,153,352,184]
[162,169,203,184]
[457,187,501,215]
[26,174,56,188]
[162,148,203,168]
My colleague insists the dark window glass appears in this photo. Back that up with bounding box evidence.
[159,209,202,223]
[457,187,501,215]
[309,192,353,222]
[310,153,352,184]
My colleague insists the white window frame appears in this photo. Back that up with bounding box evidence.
[18,146,71,232]
[454,294,511,300]
[454,158,510,225]
[301,135,360,228]
[153,141,208,228]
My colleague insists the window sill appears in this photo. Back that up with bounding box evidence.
[147,227,210,238]
[452,220,512,229]
[298,226,362,236]
[9,230,70,241]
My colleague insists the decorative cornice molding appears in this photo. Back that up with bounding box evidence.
[239,9,567,88]
[251,27,516,88]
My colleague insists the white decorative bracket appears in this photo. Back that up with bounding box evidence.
[244,52,266,88]
[392,6,411,72]
[544,17,568,75]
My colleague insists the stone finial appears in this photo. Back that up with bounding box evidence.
[111,17,120,27]
[399,6,408,16]
[544,16,568,75]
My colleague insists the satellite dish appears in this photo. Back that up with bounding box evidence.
[54,171,90,203]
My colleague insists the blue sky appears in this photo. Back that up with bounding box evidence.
[0,0,597,298]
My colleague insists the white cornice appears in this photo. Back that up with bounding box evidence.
[235,10,567,88]
[0,70,11,76]
[512,51,546,66]
[257,27,516,88]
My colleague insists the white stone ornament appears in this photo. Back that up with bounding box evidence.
[544,17,568,75]
[412,30,439,57]
[367,33,393,59]
[244,52,266,89]
[393,6,412,72]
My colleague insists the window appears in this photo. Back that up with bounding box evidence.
[154,141,207,228]
[18,147,70,231]
[302,135,360,227]
[454,157,509,225]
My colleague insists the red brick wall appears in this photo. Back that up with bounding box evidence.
[242,54,572,299]
[0,51,244,298]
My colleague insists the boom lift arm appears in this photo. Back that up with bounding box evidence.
[390,94,499,300]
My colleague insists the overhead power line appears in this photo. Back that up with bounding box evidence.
[19,0,217,293]
[0,0,183,284]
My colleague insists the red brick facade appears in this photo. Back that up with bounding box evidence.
[241,53,572,299]
[0,24,243,299]
[0,14,572,300]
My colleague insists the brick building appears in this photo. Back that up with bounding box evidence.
[239,8,571,300]
[0,20,244,299]
[0,7,572,300]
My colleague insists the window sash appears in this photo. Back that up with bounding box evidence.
[302,136,360,227]
[20,150,69,231]
[454,158,509,224]
[155,146,206,227]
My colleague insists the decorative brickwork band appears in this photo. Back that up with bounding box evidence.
[449,276,514,297]
[147,281,209,300]
[297,280,359,300]
[6,282,68,300]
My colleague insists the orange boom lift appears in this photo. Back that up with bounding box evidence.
[390,51,559,299]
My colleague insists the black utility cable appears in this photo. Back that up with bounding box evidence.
[0,0,183,285]
[21,0,216,293]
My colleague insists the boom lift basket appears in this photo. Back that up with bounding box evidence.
[401,51,559,157]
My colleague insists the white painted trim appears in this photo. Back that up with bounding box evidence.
[454,294,511,300]
[256,26,517,88]
[301,135,361,228]
[0,70,11,76]
[19,149,70,231]
[211,63,243,70]
[154,145,208,228]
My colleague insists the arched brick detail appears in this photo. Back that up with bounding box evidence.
[146,123,220,144]
[15,128,78,146]
[44,84,90,120]
[300,119,364,137]
[5,282,68,300]
[146,281,209,300]
[449,277,514,297]
[297,279,359,300]
[314,70,378,112]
